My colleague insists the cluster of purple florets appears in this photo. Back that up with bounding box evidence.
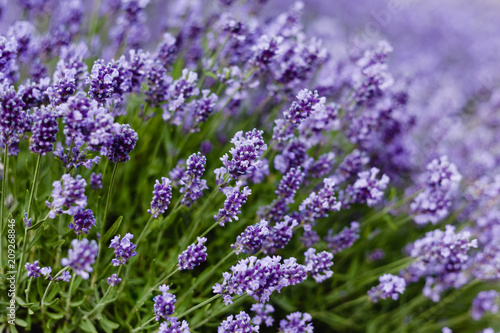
[148,177,172,218]
[180,153,208,207]
[61,238,99,280]
[69,208,96,235]
[232,220,270,255]
[368,274,406,302]
[154,284,177,321]
[214,181,252,226]
[109,233,138,266]
[46,173,87,219]
[178,237,208,271]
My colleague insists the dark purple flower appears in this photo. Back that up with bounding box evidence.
[178,237,207,271]
[191,90,218,129]
[368,274,406,302]
[56,271,71,282]
[279,312,314,333]
[107,273,122,287]
[218,311,258,333]
[214,181,252,226]
[107,123,138,163]
[69,208,96,235]
[276,167,305,204]
[110,233,137,266]
[29,107,59,155]
[154,284,176,321]
[298,178,340,223]
[0,81,29,155]
[180,153,208,207]
[90,172,103,190]
[25,261,42,278]
[284,89,325,128]
[325,222,360,254]
[61,238,99,280]
[232,220,270,255]
[262,216,298,254]
[304,248,334,283]
[148,177,172,218]
[155,33,177,69]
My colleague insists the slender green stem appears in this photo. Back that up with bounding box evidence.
[199,220,220,238]
[332,295,368,311]
[177,294,221,319]
[25,277,33,303]
[136,215,155,246]
[192,294,246,329]
[0,145,8,274]
[131,316,156,332]
[41,267,70,315]
[18,155,42,283]
[65,274,77,320]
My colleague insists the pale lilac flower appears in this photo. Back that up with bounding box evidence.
[368,274,406,302]
[61,238,99,280]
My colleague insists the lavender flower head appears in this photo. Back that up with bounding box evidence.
[250,303,275,327]
[46,174,87,219]
[304,248,334,283]
[107,123,138,163]
[298,178,341,223]
[61,238,99,280]
[25,261,42,277]
[148,177,172,218]
[232,220,270,255]
[29,106,59,155]
[110,233,137,266]
[107,273,122,286]
[345,167,389,207]
[215,129,267,183]
[178,237,208,271]
[214,181,252,226]
[180,152,208,207]
[90,172,103,190]
[411,156,462,224]
[284,89,325,127]
[218,311,258,333]
[262,216,299,254]
[368,274,406,302]
[69,208,96,235]
[279,312,314,333]
[154,284,177,321]
[276,167,305,204]
[325,222,360,254]
[158,317,190,333]
[471,290,499,320]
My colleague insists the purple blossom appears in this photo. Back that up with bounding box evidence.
[214,181,252,226]
[158,317,190,333]
[69,208,96,235]
[61,238,99,280]
[107,273,122,287]
[0,81,29,155]
[145,60,171,107]
[53,142,101,170]
[127,49,151,93]
[155,33,177,69]
[279,312,314,333]
[165,68,199,124]
[300,225,320,248]
[218,311,259,333]
[29,107,59,155]
[200,141,213,155]
[215,129,267,183]
[298,178,341,223]
[345,167,390,207]
[325,222,360,254]
[46,174,87,219]
[87,57,132,104]
[25,261,42,278]
[180,153,208,207]
[148,177,172,218]
[250,303,274,327]
[232,220,270,255]
[110,233,137,266]
[262,216,298,254]
[276,167,305,204]
[107,124,138,163]
[47,69,77,106]
[213,255,307,305]
[471,290,499,320]
[336,149,370,182]
[0,35,18,82]
[367,249,386,262]
[308,153,335,179]
[304,248,334,283]
[169,159,185,187]
[473,243,500,281]
[368,274,406,302]
[284,89,325,127]
[154,284,176,321]
[274,140,310,175]
[56,271,71,282]
[251,35,283,70]
[411,156,462,225]
[178,237,208,271]
[90,172,103,190]
[40,266,52,279]
[191,90,218,129]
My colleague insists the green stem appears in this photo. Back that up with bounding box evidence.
[192,294,246,329]
[199,220,220,238]
[41,267,70,315]
[177,294,221,320]
[25,277,32,304]
[136,215,155,246]
[131,316,156,332]
[0,145,8,274]
[65,274,77,320]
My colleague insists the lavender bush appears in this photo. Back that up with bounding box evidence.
[0,0,499,332]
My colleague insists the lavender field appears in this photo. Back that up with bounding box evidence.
[0,0,499,332]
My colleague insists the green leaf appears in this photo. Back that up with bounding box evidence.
[46,311,64,320]
[103,216,123,244]
[100,316,120,332]
[15,318,28,327]
[79,319,98,333]
[51,239,65,249]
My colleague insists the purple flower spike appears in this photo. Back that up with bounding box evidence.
[154,284,177,321]
[110,233,137,266]
[107,273,122,287]
[304,248,334,283]
[346,167,389,207]
[107,123,138,163]
[471,290,499,320]
[178,237,208,271]
[325,222,360,254]
[214,181,252,226]
[158,317,190,333]
[250,303,275,327]
[276,167,305,204]
[285,89,325,127]
[232,220,269,255]
[218,311,258,333]
[299,178,341,223]
[29,106,59,155]
[46,174,87,219]
[279,312,314,333]
[69,208,96,235]
[148,177,172,218]
[90,172,103,190]
[61,238,99,280]
[368,274,406,302]
[25,261,42,278]
[180,153,208,207]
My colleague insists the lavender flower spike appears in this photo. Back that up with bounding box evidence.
[368,274,406,302]
[180,152,208,207]
[29,106,59,155]
[148,177,172,218]
[46,174,87,219]
[61,238,99,280]
[107,274,122,287]
[304,248,334,283]
[178,237,208,271]
[110,233,137,266]
[214,181,251,226]
[154,284,177,321]
[218,311,259,333]
[279,312,314,333]
[232,220,269,255]
[471,290,499,320]
[250,303,275,327]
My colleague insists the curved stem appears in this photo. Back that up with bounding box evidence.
[41,267,70,315]
[136,215,155,246]
[0,145,8,274]
[177,294,221,320]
